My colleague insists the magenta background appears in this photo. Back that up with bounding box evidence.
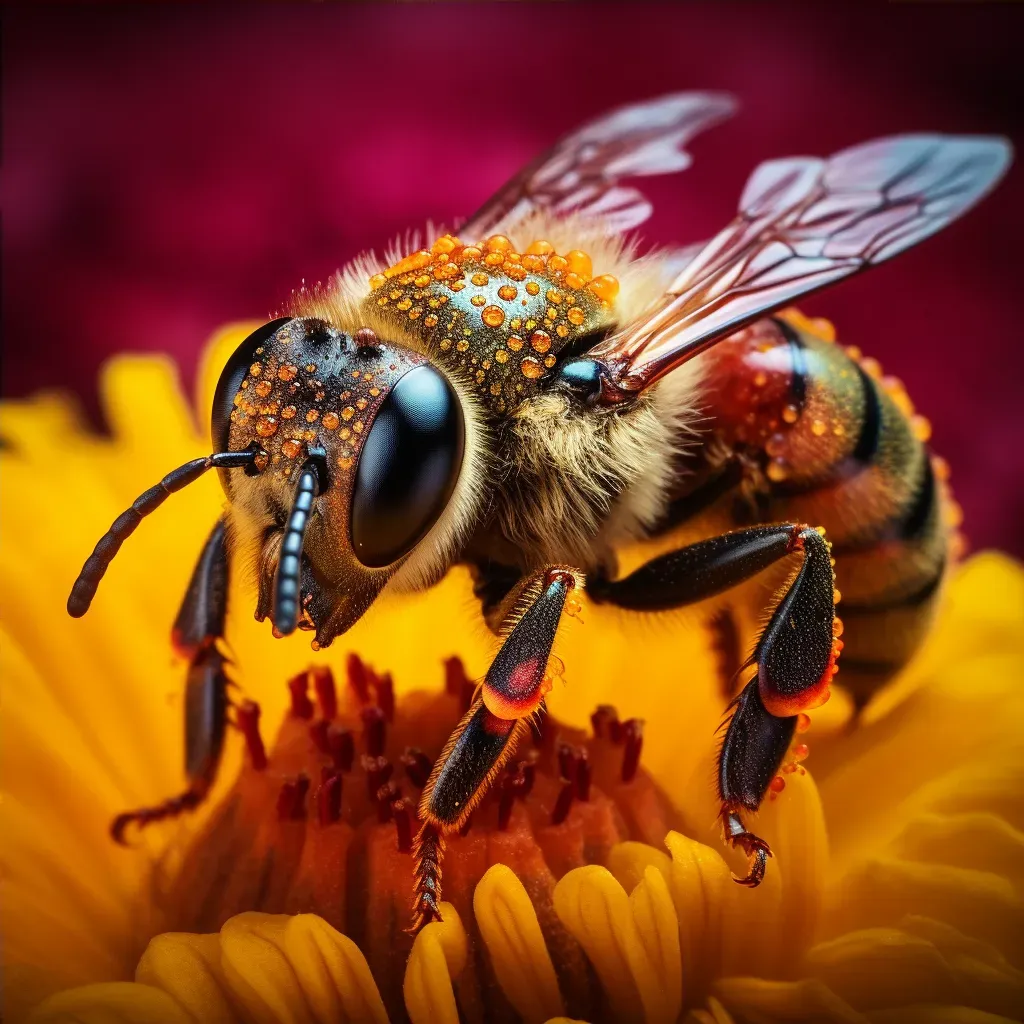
[4,4,1023,554]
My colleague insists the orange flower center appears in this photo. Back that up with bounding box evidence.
[163,655,679,1021]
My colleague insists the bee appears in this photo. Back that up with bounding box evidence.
[68,93,1011,932]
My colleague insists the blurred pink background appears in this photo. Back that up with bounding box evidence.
[4,4,1023,553]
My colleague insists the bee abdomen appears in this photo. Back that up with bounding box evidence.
[701,313,954,705]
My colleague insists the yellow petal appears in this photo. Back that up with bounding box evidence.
[282,914,389,1024]
[804,924,1024,1019]
[630,866,683,1024]
[404,902,467,1024]
[606,841,673,895]
[865,1009,1019,1024]
[473,864,564,1024]
[749,767,829,960]
[27,982,196,1024]
[553,864,660,1024]
[712,976,866,1023]
[662,831,733,996]
[824,858,1022,958]
[218,913,312,1024]
[135,933,237,1024]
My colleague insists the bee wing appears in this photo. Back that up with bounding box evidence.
[590,134,1012,399]
[460,92,737,238]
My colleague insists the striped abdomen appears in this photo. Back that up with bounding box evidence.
[690,311,955,709]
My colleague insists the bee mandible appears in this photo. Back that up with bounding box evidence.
[68,93,1011,931]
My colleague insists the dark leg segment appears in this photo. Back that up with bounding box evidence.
[591,524,840,885]
[111,520,232,844]
[411,566,578,931]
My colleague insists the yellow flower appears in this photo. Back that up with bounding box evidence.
[3,326,1024,1023]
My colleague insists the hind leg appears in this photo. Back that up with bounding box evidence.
[111,520,232,843]
[590,523,840,884]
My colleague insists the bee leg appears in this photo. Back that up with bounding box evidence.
[111,520,231,844]
[410,567,579,932]
[590,523,839,885]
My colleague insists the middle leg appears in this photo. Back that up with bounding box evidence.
[411,565,581,931]
[589,523,841,885]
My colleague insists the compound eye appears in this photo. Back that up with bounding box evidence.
[211,317,294,451]
[351,365,465,568]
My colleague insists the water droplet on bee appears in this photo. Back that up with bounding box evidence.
[811,419,827,436]
[521,357,544,379]
[482,305,505,328]
[255,416,279,438]
[782,404,799,424]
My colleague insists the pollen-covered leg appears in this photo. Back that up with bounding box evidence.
[111,521,232,844]
[411,566,580,931]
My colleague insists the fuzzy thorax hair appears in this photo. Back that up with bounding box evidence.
[288,211,705,577]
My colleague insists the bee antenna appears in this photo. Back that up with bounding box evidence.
[67,447,264,618]
[273,447,328,637]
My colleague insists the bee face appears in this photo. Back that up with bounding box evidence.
[213,318,469,645]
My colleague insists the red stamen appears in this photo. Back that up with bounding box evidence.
[237,699,268,771]
[363,755,393,798]
[591,704,619,739]
[347,652,370,703]
[288,672,315,719]
[621,718,644,782]
[361,705,387,757]
[576,749,591,801]
[317,773,342,825]
[311,666,337,720]
[519,758,537,798]
[444,656,468,697]
[498,784,516,831]
[558,743,578,781]
[551,779,574,825]
[277,774,310,821]
[327,725,354,772]
[375,781,401,823]
[401,747,432,788]
[459,814,473,836]
[375,671,395,723]
[393,799,413,852]
[309,719,330,754]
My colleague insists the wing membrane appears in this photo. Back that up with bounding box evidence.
[591,134,1011,399]
[460,92,736,239]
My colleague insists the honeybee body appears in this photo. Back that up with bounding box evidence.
[68,93,1008,924]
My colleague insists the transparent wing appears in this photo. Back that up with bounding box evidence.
[591,134,1012,400]
[460,92,737,239]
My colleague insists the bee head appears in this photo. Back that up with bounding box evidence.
[214,317,479,647]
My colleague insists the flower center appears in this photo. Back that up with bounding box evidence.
[164,654,679,1021]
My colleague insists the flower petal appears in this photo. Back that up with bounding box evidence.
[553,864,661,1024]
[403,902,468,1024]
[662,831,733,996]
[803,921,1024,1019]
[473,864,564,1024]
[606,840,673,895]
[630,866,683,1024]
[135,933,237,1024]
[27,982,196,1024]
[218,912,313,1024]
[282,914,389,1024]
[712,976,867,1023]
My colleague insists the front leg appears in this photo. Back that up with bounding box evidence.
[111,520,233,843]
[411,566,581,931]
[590,524,840,885]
